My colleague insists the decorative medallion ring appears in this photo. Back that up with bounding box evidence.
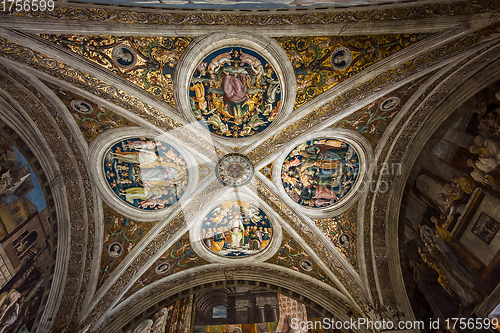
[216,153,254,187]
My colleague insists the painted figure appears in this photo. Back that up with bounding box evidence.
[282,139,360,208]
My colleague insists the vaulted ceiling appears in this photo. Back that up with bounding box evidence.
[1,1,500,332]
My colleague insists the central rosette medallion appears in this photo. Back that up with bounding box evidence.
[216,153,254,187]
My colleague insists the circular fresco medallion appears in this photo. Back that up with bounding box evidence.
[338,233,351,247]
[71,100,93,114]
[379,96,401,112]
[155,262,171,274]
[112,44,137,69]
[108,242,123,258]
[201,201,272,258]
[281,138,361,208]
[189,47,282,138]
[330,47,353,71]
[299,259,313,272]
[103,138,189,210]
[216,153,254,187]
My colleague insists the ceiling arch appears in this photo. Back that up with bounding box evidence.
[0,2,500,332]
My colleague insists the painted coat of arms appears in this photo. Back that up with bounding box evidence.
[189,47,281,138]
[104,138,189,210]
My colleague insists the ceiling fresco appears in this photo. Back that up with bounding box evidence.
[42,80,137,144]
[281,138,360,208]
[39,35,194,108]
[265,230,336,287]
[190,47,281,139]
[121,232,209,302]
[98,204,158,290]
[104,137,190,210]
[313,204,358,269]
[329,73,436,147]
[275,34,430,109]
[1,1,500,332]
[200,201,272,257]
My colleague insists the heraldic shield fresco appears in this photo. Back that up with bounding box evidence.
[103,138,189,210]
[201,201,272,258]
[189,47,282,138]
[281,138,360,208]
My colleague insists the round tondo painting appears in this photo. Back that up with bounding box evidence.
[201,201,272,258]
[189,47,281,138]
[281,138,360,208]
[104,138,189,210]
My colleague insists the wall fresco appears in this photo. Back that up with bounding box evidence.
[190,47,281,138]
[275,34,430,109]
[0,122,56,332]
[281,138,360,208]
[39,35,194,107]
[313,204,358,270]
[104,137,189,210]
[201,201,272,258]
[97,204,158,290]
[121,232,209,302]
[42,80,136,144]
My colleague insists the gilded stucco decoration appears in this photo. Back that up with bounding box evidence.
[121,232,209,302]
[5,0,500,25]
[42,80,137,144]
[275,34,430,108]
[330,72,435,147]
[261,161,274,182]
[39,35,194,107]
[97,204,158,290]
[266,230,336,288]
[312,204,358,270]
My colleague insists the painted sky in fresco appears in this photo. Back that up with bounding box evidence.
[6,147,47,212]
[81,0,420,9]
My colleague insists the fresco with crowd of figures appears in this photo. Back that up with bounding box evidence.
[281,138,360,208]
[200,201,272,257]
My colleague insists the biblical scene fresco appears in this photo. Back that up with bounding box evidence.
[121,232,209,302]
[39,35,193,107]
[43,80,136,144]
[266,231,335,286]
[275,34,430,108]
[97,204,158,290]
[331,74,435,147]
[282,138,360,208]
[201,201,272,257]
[104,138,189,210]
[313,204,358,269]
[189,47,281,138]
